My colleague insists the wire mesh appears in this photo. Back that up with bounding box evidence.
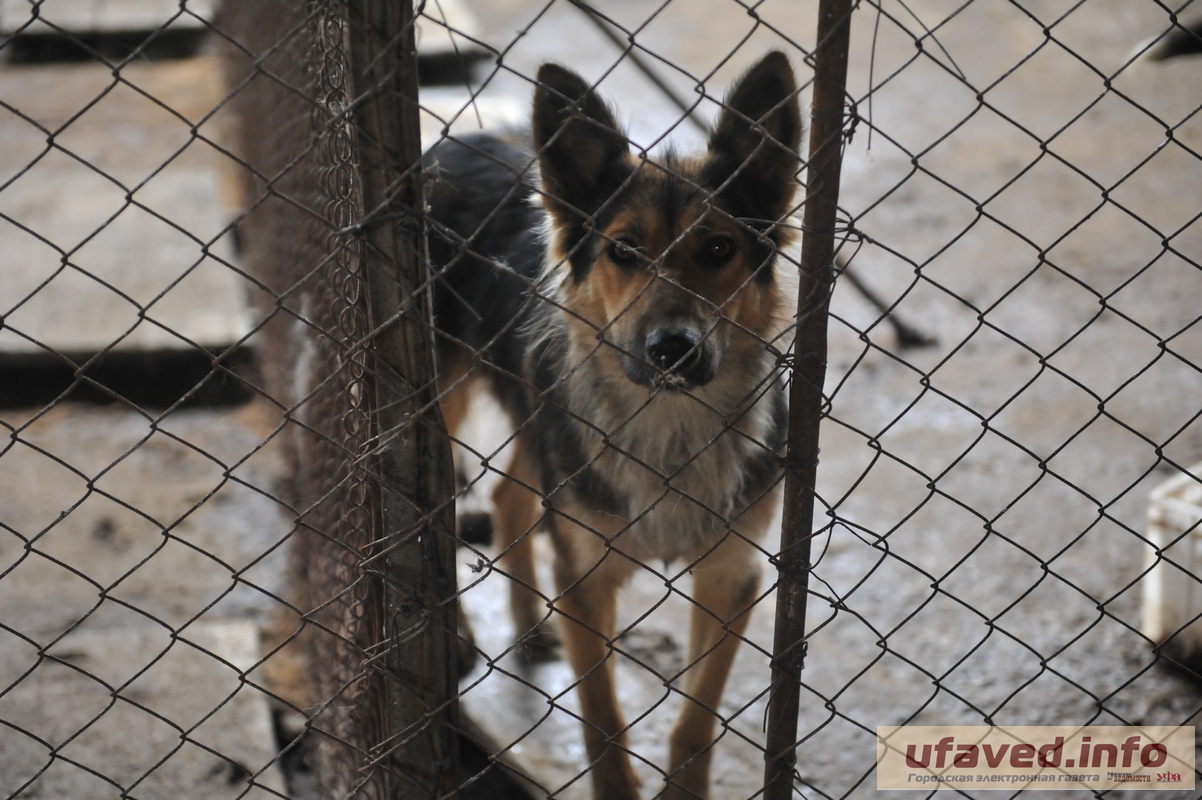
[1,2,1201,800]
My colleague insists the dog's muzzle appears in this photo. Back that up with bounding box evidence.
[623,327,715,390]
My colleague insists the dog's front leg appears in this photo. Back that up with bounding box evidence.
[552,516,641,800]
[491,435,558,652]
[664,500,774,800]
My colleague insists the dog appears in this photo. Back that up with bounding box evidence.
[426,51,802,800]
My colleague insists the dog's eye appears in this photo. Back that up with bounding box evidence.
[704,235,736,265]
[609,240,640,267]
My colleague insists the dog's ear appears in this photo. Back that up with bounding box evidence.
[533,63,632,225]
[705,51,802,223]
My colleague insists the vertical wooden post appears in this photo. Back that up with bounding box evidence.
[763,2,854,798]
[345,1,460,797]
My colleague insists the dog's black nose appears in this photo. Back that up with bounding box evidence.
[645,329,701,372]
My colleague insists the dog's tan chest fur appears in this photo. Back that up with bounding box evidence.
[562,354,781,563]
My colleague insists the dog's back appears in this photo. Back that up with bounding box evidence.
[426,134,542,422]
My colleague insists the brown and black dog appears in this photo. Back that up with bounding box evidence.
[427,51,802,800]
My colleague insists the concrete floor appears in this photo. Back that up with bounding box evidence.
[0,403,293,798]
[0,55,250,356]
[0,23,288,799]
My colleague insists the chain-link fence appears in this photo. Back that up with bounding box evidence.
[3,1,1202,799]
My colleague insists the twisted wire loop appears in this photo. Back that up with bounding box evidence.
[217,1,391,796]
[306,2,390,797]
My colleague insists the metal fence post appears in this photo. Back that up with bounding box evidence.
[345,1,461,797]
[763,1,854,798]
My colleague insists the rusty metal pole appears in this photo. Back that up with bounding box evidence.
[345,1,460,797]
[763,2,854,799]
